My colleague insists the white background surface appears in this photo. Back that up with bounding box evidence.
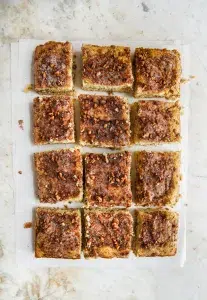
[0,0,207,299]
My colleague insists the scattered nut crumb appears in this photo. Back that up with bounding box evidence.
[181,75,196,84]
[23,84,33,93]
[181,78,190,84]
[18,120,24,130]
[18,170,22,174]
[24,222,32,229]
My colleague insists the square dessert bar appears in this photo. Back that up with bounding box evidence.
[34,41,73,94]
[84,209,133,258]
[134,48,181,99]
[33,96,75,145]
[134,209,179,257]
[131,100,181,145]
[85,151,132,207]
[134,151,181,207]
[79,94,131,148]
[82,44,133,92]
[35,207,81,259]
[34,149,83,203]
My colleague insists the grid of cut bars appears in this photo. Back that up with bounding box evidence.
[32,41,182,259]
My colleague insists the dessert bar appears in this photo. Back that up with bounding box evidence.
[84,151,132,207]
[79,94,131,148]
[134,209,179,257]
[34,41,73,94]
[82,44,133,92]
[35,207,81,259]
[84,209,133,258]
[134,48,181,99]
[34,149,83,203]
[33,96,75,144]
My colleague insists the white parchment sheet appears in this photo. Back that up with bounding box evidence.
[11,40,190,268]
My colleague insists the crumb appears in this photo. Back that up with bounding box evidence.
[181,76,195,84]
[18,170,22,174]
[181,78,190,84]
[184,203,188,207]
[107,91,114,95]
[23,84,33,93]
[18,120,24,130]
[24,222,32,228]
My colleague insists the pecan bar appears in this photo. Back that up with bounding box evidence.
[79,94,130,148]
[84,209,133,258]
[134,48,181,99]
[82,44,133,92]
[35,207,81,259]
[134,209,179,257]
[85,152,132,207]
[34,41,73,94]
[33,96,75,145]
[131,100,181,145]
[34,149,83,203]
[134,151,181,207]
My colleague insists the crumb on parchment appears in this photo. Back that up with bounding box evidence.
[24,222,32,228]
[18,120,24,130]
[23,84,33,93]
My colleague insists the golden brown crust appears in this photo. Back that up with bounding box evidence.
[79,94,131,148]
[34,149,83,203]
[34,41,73,94]
[33,96,75,145]
[134,209,179,257]
[134,48,181,99]
[134,151,181,207]
[131,100,181,144]
[85,152,132,207]
[35,207,81,259]
[84,209,133,258]
[82,44,133,92]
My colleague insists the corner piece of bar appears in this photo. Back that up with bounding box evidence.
[134,209,179,257]
[35,207,81,259]
[33,96,75,145]
[34,41,73,94]
[134,47,181,99]
[82,44,133,92]
[84,151,132,207]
